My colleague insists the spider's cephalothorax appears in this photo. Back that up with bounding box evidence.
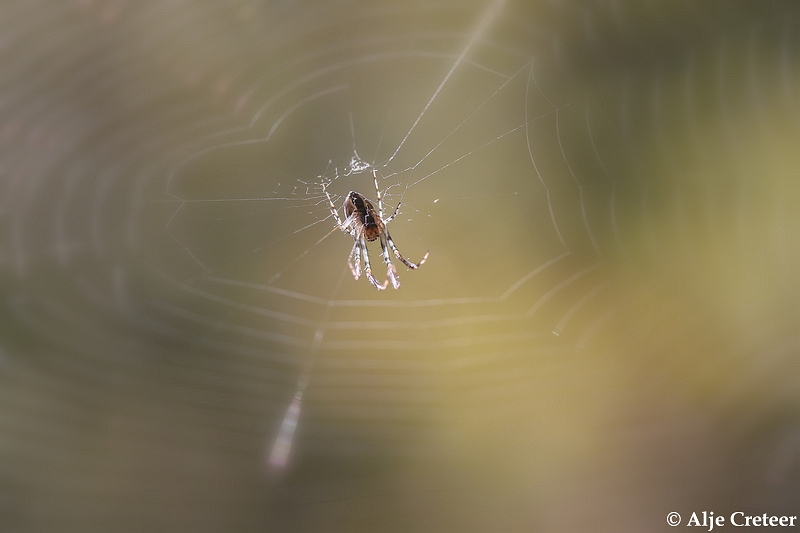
[323,171,428,290]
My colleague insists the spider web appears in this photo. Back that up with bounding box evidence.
[154,0,617,469]
[2,0,799,530]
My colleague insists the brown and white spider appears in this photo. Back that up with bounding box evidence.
[322,170,428,290]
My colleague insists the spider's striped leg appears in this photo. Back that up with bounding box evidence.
[372,168,382,217]
[335,214,358,243]
[379,234,401,289]
[361,238,388,290]
[347,239,361,279]
[383,202,402,224]
[321,181,344,228]
[386,231,429,270]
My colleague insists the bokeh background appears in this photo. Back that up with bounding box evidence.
[1,1,798,531]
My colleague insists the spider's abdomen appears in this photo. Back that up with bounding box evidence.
[345,191,382,241]
[362,224,381,241]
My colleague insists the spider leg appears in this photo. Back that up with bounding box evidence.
[373,169,403,224]
[361,237,388,290]
[372,168,385,219]
[342,214,360,237]
[386,231,429,270]
[383,202,402,224]
[347,239,361,279]
[322,180,345,229]
[379,234,401,289]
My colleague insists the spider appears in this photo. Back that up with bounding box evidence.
[322,170,428,290]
